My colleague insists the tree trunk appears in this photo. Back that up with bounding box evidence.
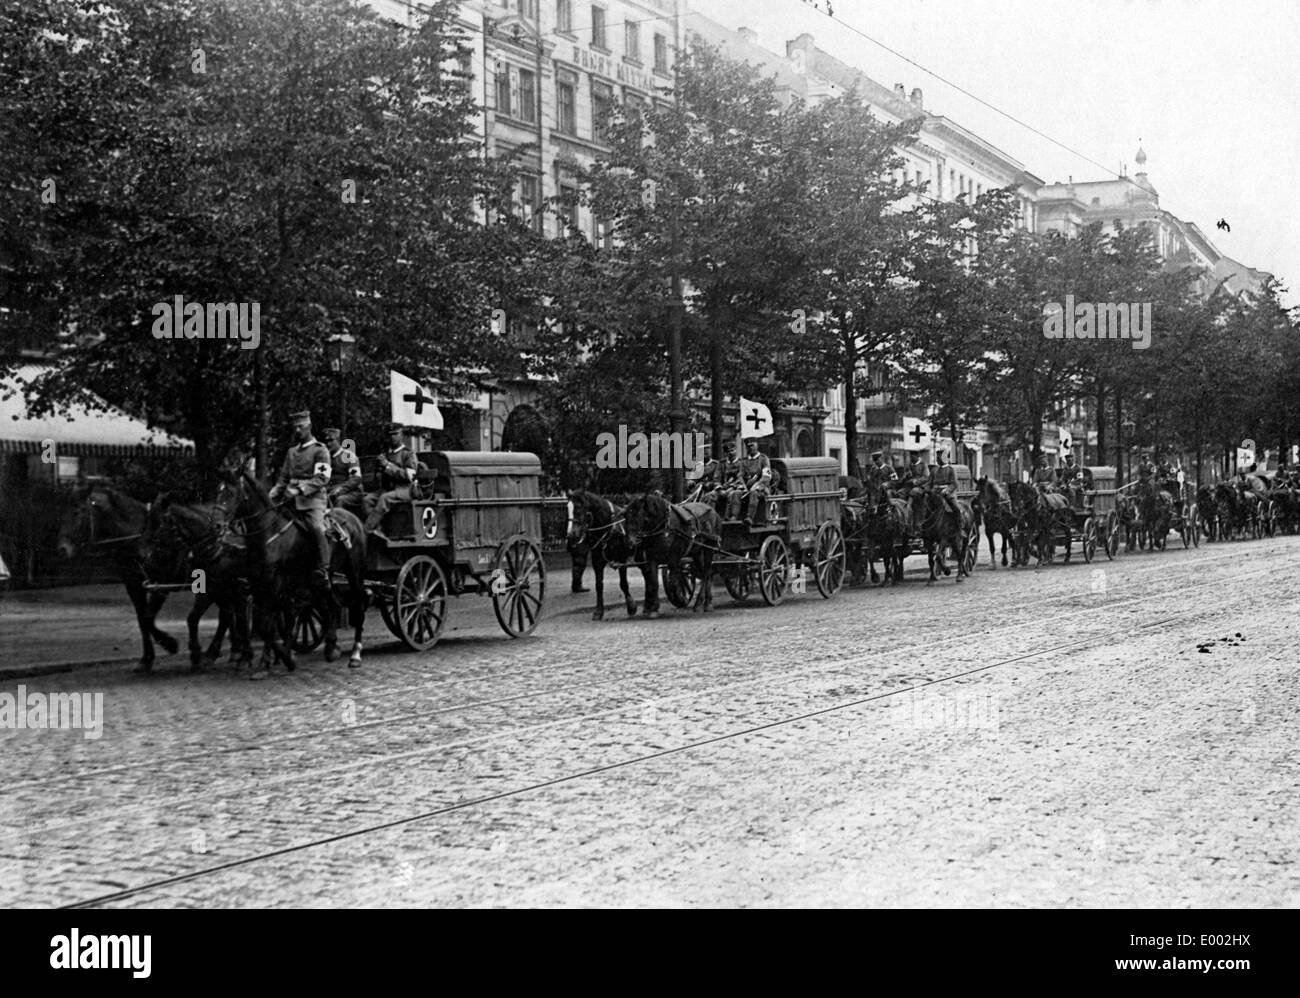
[709,328,724,455]
[1094,381,1106,467]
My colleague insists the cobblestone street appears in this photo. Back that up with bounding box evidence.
[2,537,1297,908]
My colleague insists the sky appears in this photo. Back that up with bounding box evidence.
[694,0,1299,306]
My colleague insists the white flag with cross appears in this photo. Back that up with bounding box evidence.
[901,417,932,451]
[739,397,774,439]
[1059,427,1073,453]
[390,370,443,430]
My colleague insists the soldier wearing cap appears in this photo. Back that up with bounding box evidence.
[363,423,419,532]
[1033,453,1056,491]
[866,451,895,490]
[1136,451,1157,484]
[930,445,961,518]
[729,437,772,524]
[268,410,332,585]
[322,427,365,521]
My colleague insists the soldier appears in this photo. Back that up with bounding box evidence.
[1136,451,1157,484]
[867,451,896,489]
[268,410,332,587]
[363,423,419,532]
[930,446,961,518]
[1033,454,1056,492]
[729,438,773,524]
[322,427,365,521]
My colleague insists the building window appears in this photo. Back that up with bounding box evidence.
[653,33,668,73]
[624,91,644,130]
[518,0,538,19]
[556,0,572,34]
[517,174,538,226]
[624,20,640,63]
[555,164,579,231]
[592,80,614,142]
[518,68,536,123]
[591,5,607,50]
[495,64,511,117]
[556,76,576,134]
[915,170,922,188]
[594,216,613,250]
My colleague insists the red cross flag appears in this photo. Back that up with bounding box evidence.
[901,417,932,451]
[739,397,774,439]
[390,370,443,430]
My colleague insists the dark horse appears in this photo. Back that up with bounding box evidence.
[1009,482,1072,566]
[843,478,910,584]
[1136,481,1175,551]
[566,490,637,621]
[56,483,180,672]
[910,487,974,583]
[973,477,1017,569]
[621,494,719,616]
[1196,484,1219,542]
[1213,481,1257,540]
[139,493,252,669]
[225,466,368,674]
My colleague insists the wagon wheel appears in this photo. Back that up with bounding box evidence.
[1104,512,1119,560]
[1267,501,1279,538]
[393,554,448,651]
[722,566,752,602]
[282,600,327,654]
[491,535,545,638]
[1190,505,1201,548]
[378,592,404,641]
[962,524,978,576]
[1082,517,1097,563]
[812,522,845,598]
[757,535,789,606]
[662,562,697,609]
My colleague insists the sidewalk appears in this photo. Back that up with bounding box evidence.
[0,565,647,679]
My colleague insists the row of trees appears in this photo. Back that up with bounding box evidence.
[3,0,1295,492]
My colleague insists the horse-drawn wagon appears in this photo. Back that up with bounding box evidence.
[663,456,846,607]
[350,450,547,650]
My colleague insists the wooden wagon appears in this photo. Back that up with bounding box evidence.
[665,456,846,607]
[362,450,547,650]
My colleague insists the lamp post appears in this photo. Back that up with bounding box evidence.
[1121,417,1136,482]
[327,333,358,438]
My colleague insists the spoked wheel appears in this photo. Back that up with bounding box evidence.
[962,525,978,576]
[491,535,545,637]
[1104,512,1120,560]
[379,592,403,641]
[662,563,697,609]
[757,535,789,606]
[1267,502,1279,538]
[723,568,752,602]
[282,600,327,654]
[394,554,448,651]
[1082,517,1097,563]
[812,521,846,598]
[1190,506,1201,547]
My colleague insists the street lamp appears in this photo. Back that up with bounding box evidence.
[327,333,358,438]
[1121,417,1136,482]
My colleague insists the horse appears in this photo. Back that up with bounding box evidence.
[909,487,974,583]
[138,493,252,669]
[1196,484,1219,542]
[1135,481,1176,551]
[1009,482,1072,566]
[849,478,910,584]
[56,482,180,672]
[1006,482,1043,565]
[566,490,637,621]
[973,477,1016,569]
[1213,482,1255,540]
[621,494,719,616]
[225,466,368,675]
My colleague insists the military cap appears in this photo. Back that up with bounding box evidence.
[322,426,342,437]
[388,422,406,433]
[287,410,312,426]
[870,451,883,460]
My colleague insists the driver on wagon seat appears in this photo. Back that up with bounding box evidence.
[930,446,961,518]
[268,409,332,589]
[363,423,418,532]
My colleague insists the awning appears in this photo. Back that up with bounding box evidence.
[1,365,193,457]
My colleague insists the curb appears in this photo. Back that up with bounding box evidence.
[1,656,139,682]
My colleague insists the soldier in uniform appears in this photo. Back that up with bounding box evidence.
[1136,451,1157,485]
[929,446,961,518]
[322,427,365,521]
[1033,454,1056,492]
[363,423,419,532]
[867,451,896,490]
[268,410,332,587]
[899,450,930,528]
[729,438,773,524]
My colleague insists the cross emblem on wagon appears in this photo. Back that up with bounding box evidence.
[908,424,927,445]
[746,407,767,432]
